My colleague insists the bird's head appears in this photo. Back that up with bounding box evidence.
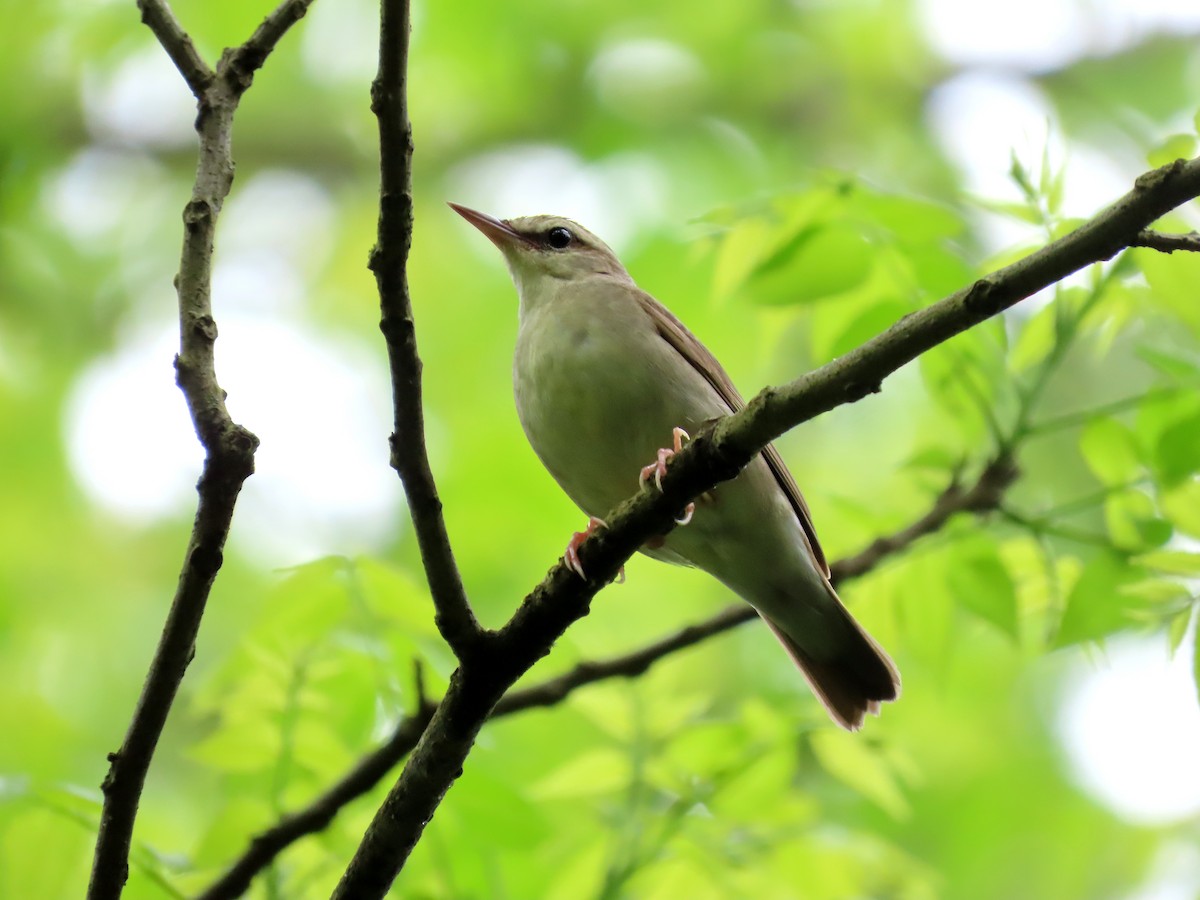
[450,204,632,313]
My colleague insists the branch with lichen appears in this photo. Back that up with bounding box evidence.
[86,3,315,899]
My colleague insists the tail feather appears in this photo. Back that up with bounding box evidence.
[761,589,900,731]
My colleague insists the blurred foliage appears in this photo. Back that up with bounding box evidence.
[2,0,1200,898]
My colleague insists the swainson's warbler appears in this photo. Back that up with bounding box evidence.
[451,204,900,730]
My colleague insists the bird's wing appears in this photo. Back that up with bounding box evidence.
[635,289,831,578]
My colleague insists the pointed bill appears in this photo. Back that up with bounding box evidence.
[448,202,534,251]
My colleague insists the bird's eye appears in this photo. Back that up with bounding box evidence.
[546,227,573,250]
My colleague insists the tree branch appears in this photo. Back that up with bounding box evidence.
[335,155,1200,897]
[229,0,314,76]
[370,0,482,660]
[86,5,314,898]
[1132,228,1200,253]
[136,0,212,95]
[495,454,1021,711]
[199,453,1014,899]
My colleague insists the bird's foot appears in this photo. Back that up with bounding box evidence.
[639,426,689,490]
[564,516,625,583]
[638,427,695,526]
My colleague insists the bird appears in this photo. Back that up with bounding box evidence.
[450,203,900,730]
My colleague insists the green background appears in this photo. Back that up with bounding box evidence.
[2,0,1199,897]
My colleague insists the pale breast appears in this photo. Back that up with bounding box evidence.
[513,281,726,518]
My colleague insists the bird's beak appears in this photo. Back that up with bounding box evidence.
[448,202,531,251]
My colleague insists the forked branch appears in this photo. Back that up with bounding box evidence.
[86,3,314,898]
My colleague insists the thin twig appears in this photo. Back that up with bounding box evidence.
[203,454,1015,898]
[225,0,316,90]
[1132,229,1200,254]
[369,0,482,660]
[86,4,314,898]
[136,0,212,95]
[411,658,434,717]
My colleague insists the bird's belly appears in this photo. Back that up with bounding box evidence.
[515,316,719,519]
[656,454,821,591]
[514,304,824,600]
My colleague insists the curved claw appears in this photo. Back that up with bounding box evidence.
[639,428,696,528]
[639,448,673,492]
[639,427,691,493]
[564,536,588,580]
[564,516,624,583]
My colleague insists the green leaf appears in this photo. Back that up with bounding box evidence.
[1167,608,1193,654]
[1135,390,1200,455]
[1136,347,1200,381]
[749,223,874,305]
[1193,616,1200,706]
[811,729,909,819]
[973,197,1044,224]
[544,841,609,900]
[1009,151,1037,202]
[451,764,552,849]
[290,719,354,775]
[1122,578,1191,607]
[1161,479,1200,536]
[531,748,630,798]
[1079,418,1142,484]
[904,445,960,473]
[1153,413,1200,487]
[896,554,956,663]
[853,191,964,242]
[1009,303,1057,372]
[712,216,773,298]
[712,745,795,819]
[662,717,748,775]
[1046,157,1066,216]
[920,328,1005,442]
[250,558,352,652]
[1137,248,1200,336]
[569,687,636,742]
[192,797,273,867]
[0,808,92,900]
[353,557,441,637]
[902,242,977,297]
[1134,550,1200,575]
[828,298,909,359]
[1054,553,1146,647]
[947,541,1018,639]
[1147,133,1198,168]
[188,717,281,773]
[1105,491,1172,549]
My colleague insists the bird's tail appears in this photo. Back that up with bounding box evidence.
[761,582,900,731]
